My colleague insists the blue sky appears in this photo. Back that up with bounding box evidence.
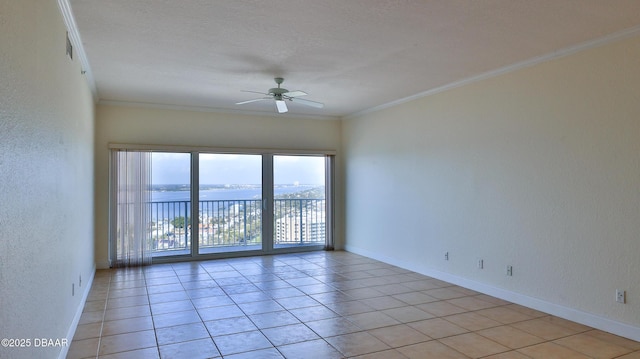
[151,153,324,185]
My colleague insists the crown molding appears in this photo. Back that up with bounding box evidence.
[345,25,640,120]
[98,99,341,121]
[57,0,98,102]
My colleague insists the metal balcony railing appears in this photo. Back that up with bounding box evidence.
[147,199,325,254]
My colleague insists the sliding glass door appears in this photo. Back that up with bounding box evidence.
[149,152,191,257]
[111,149,332,265]
[273,155,326,249]
[198,154,262,254]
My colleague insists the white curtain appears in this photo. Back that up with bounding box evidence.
[324,155,335,251]
[110,150,152,267]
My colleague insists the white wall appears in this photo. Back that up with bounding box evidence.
[95,105,342,267]
[0,1,96,358]
[343,35,640,340]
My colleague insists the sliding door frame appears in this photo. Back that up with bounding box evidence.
[109,143,335,264]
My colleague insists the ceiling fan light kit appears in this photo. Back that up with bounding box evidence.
[236,78,324,113]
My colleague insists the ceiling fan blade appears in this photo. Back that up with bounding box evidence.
[283,90,307,98]
[276,100,288,113]
[291,97,324,108]
[236,97,270,105]
[241,90,269,95]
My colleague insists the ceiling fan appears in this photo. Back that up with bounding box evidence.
[236,77,324,113]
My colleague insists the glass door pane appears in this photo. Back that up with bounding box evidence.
[150,152,192,257]
[199,154,262,254]
[273,155,326,249]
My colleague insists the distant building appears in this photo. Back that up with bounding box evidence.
[275,214,325,244]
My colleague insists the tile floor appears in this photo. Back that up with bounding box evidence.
[69,251,640,359]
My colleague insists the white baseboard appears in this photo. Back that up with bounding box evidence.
[345,245,640,342]
[58,265,96,359]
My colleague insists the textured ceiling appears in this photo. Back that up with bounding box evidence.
[69,0,640,118]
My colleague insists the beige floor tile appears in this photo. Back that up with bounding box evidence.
[223,347,283,359]
[107,287,147,298]
[147,283,184,295]
[213,330,273,356]
[305,316,362,337]
[153,309,202,328]
[374,283,416,295]
[392,291,439,305]
[474,295,512,306]
[325,331,390,357]
[67,337,99,359]
[408,318,468,339]
[78,310,105,325]
[98,347,161,359]
[368,324,431,347]
[416,301,468,317]
[83,299,107,312]
[474,306,533,324]
[228,291,272,304]
[309,290,353,305]
[325,299,376,316]
[423,287,469,300]
[73,322,103,341]
[477,325,545,349]
[248,310,300,329]
[503,304,547,318]
[106,295,149,309]
[540,316,592,333]
[404,279,446,291]
[439,333,510,358]
[98,330,157,356]
[277,339,343,359]
[449,287,480,296]
[517,342,591,359]
[351,348,408,359]
[101,316,154,336]
[381,305,435,323]
[289,305,338,322]
[148,291,191,304]
[158,338,219,359]
[585,330,640,351]
[446,296,497,311]
[554,332,633,358]
[149,299,194,315]
[616,352,640,359]
[346,310,401,330]
[482,351,531,359]
[197,304,245,321]
[103,305,151,321]
[397,340,469,359]
[261,323,320,346]
[360,296,409,310]
[155,322,210,346]
[341,287,385,300]
[190,294,235,309]
[511,318,580,340]
[204,316,257,336]
[444,312,502,331]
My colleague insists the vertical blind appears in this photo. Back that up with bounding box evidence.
[110,150,152,267]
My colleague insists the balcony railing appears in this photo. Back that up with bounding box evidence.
[148,199,325,255]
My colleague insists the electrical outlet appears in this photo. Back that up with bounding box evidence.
[445,252,449,261]
[477,259,484,269]
[506,265,513,276]
[616,289,626,304]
